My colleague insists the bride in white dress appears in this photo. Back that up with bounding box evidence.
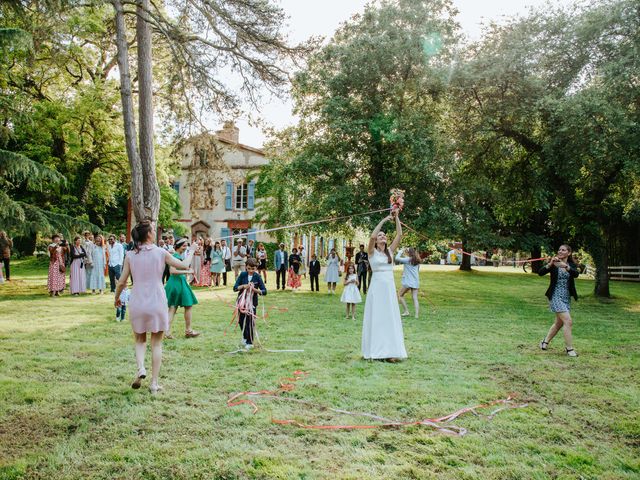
[361,210,407,361]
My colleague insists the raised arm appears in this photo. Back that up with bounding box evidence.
[395,249,410,264]
[389,212,402,252]
[165,244,197,270]
[369,214,392,255]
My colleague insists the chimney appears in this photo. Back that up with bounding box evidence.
[216,121,239,143]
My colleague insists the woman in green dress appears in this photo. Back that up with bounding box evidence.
[165,238,200,339]
[209,241,225,287]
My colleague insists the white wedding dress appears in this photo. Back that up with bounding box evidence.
[361,249,408,359]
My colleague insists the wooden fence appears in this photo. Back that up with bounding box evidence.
[608,266,640,282]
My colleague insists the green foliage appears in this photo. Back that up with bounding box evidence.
[447,0,640,287]
[158,185,186,237]
[258,0,460,236]
[1,262,639,478]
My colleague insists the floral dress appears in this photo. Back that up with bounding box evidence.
[550,268,571,313]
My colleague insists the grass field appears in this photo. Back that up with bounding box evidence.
[0,259,639,479]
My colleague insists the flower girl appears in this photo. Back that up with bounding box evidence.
[340,263,362,319]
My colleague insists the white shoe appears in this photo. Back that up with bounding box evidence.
[566,348,578,357]
[149,384,163,394]
[115,316,120,322]
[245,344,254,350]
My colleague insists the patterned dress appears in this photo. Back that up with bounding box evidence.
[550,268,571,313]
[47,245,66,293]
[199,253,212,286]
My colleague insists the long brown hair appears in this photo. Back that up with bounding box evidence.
[376,233,392,264]
[406,247,421,266]
[560,244,575,264]
[131,221,153,253]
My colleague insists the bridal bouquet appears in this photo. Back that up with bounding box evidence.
[389,188,405,213]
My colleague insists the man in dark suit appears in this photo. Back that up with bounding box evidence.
[308,254,321,292]
[233,259,267,349]
[355,244,370,293]
[274,243,288,290]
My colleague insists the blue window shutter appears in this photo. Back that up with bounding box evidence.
[248,228,257,242]
[172,181,180,194]
[247,181,256,210]
[221,227,230,245]
[225,182,233,210]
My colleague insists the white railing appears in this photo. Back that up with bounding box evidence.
[609,266,640,282]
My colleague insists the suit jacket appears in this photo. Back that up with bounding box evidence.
[274,249,288,270]
[538,261,579,300]
[355,251,369,274]
[233,271,267,305]
[308,260,321,275]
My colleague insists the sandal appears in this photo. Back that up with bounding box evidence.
[131,368,146,389]
[149,384,163,394]
[540,340,549,351]
[164,333,174,339]
[185,330,200,338]
[566,348,578,357]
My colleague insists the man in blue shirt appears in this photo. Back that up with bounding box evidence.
[273,243,288,291]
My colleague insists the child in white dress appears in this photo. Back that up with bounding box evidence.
[116,286,130,322]
[395,247,421,319]
[340,263,362,319]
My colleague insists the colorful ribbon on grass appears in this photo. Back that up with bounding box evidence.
[228,371,529,436]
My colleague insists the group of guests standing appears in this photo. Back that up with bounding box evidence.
[47,231,130,296]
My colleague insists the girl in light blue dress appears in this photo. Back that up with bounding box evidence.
[395,247,421,319]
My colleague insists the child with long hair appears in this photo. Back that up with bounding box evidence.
[395,247,422,319]
[340,263,362,319]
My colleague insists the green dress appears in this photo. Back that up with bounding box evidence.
[165,253,199,308]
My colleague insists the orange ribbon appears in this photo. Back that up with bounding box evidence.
[227,371,529,436]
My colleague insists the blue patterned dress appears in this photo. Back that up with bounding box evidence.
[550,268,571,313]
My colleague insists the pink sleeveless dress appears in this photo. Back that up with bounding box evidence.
[127,244,170,333]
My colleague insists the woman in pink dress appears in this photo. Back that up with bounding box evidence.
[114,221,197,394]
[47,234,66,296]
[199,238,212,287]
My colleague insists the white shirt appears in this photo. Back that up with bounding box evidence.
[233,245,247,262]
[107,242,124,267]
[221,245,231,260]
[119,288,130,305]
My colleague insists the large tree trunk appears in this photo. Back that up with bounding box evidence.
[459,238,472,271]
[592,238,611,298]
[112,0,144,223]
[531,245,542,274]
[136,0,160,223]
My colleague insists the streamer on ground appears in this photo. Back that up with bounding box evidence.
[227,371,529,436]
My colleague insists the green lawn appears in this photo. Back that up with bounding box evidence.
[0,259,639,479]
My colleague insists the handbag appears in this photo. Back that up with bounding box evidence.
[59,261,66,274]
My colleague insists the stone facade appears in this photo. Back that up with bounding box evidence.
[173,123,275,244]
